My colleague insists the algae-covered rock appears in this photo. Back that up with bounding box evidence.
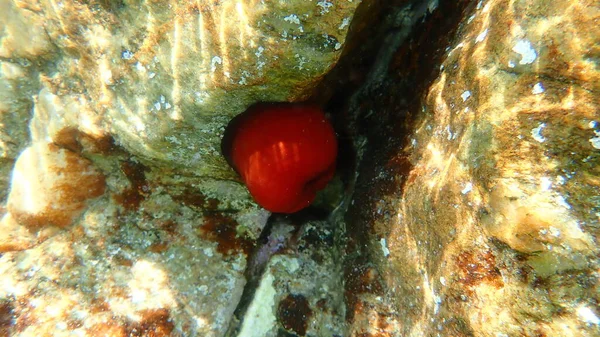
[2,0,598,335]
[232,218,345,336]
[0,62,37,202]
[0,1,364,336]
[9,0,360,178]
[343,0,600,336]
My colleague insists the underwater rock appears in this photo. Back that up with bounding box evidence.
[7,142,106,229]
[0,1,362,332]
[344,0,600,336]
[0,0,361,178]
[1,0,598,336]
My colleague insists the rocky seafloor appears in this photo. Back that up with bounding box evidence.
[0,0,598,336]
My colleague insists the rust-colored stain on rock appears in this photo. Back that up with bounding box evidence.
[113,160,150,211]
[86,309,174,337]
[53,127,118,155]
[277,294,313,336]
[198,212,254,256]
[172,188,220,211]
[344,260,384,322]
[124,309,174,337]
[0,300,13,336]
[7,143,106,229]
[455,250,504,294]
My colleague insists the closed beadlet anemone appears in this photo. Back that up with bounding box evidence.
[221,102,338,213]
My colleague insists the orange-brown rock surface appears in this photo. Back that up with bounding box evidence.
[343,0,600,336]
[7,142,106,229]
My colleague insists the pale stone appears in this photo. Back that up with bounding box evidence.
[7,142,106,229]
[0,1,54,58]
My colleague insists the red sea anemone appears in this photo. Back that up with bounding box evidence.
[222,102,338,213]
